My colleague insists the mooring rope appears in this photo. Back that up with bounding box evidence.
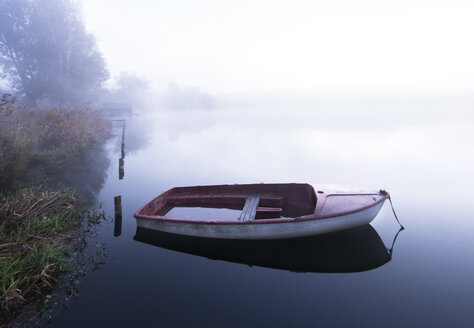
[388,196,404,230]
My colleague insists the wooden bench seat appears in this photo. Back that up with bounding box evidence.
[255,207,283,219]
[238,194,261,221]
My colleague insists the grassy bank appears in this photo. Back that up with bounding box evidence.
[0,190,84,313]
[0,105,112,323]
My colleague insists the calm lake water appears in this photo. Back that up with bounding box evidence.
[47,101,474,327]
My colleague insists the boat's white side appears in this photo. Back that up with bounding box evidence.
[136,201,385,240]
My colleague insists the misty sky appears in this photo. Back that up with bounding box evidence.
[82,0,474,95]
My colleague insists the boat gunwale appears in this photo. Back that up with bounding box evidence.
[133,187,390,225]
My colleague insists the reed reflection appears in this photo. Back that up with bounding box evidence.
[56,144,110,206]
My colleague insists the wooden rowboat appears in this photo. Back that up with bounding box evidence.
[133,183,390,240]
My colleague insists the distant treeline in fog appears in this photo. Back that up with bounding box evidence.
[0,0,217,112]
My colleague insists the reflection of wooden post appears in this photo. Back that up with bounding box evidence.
[121,122,126,159]
[114,196,122,237]
[119,158,124,180]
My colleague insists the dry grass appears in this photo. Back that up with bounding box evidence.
[0,107,112,191]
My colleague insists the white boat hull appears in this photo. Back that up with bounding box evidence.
[136,201,385,240]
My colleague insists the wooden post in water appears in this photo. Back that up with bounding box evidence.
[114,195,122,237]
[119,121,126,180]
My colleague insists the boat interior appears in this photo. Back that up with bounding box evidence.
[141,183,317,221]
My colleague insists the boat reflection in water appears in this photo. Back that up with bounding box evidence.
[134,224,400,273]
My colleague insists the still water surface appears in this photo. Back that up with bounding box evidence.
[49,104,474,327]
